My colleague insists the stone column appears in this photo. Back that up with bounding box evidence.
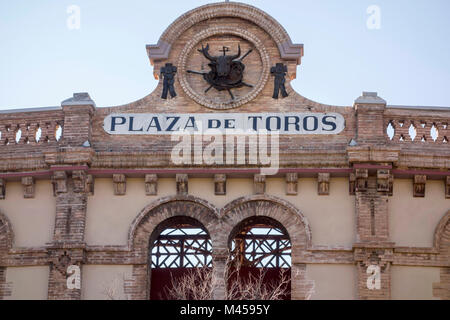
[47,170,89,300]
[350,93,396,300]
[354,92,387,145]
[46,93,96,300]
[212,250,228,300]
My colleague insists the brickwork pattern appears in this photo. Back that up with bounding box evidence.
[433,211,450,299]
[123,194,313,300]
[0,2,448,301]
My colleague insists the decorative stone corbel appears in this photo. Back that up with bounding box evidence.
[176,174,188,195]
[355,169,368,192]
[145,174,158,196]
[0,178,6,200]
[86,175,94,196]
[376,170,390,193]
[413,175,426,198]
[214,174,226,195]
[318,173,330,195]
[52,171,67,196]
[254,174,266,195]
[349,173,356,195]
[21,176,35,199]
[72,170,86,193]
[286,173,298,195]
[113,174,126,196]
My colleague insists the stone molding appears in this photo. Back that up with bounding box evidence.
[146,2,303,64]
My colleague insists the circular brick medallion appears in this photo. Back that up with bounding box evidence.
[178,27,270,110]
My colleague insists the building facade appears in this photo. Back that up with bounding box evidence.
[0,2,449,300]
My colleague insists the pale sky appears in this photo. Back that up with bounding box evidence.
[1,0,449,110]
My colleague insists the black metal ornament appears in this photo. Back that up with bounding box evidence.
[271,63,289,99]
[160,63,177,99]
[187,44,254,100]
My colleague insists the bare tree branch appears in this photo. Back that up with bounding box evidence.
[164,259,290,300]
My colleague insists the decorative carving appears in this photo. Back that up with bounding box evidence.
[355,248,393,273]
[271,63,288,99]
[86,174,94,196]
[72,170,86,193]
[318,173,330,196]
[51,171,67,196]
[145,174,158,196]
[254,174,266,195]
[21,176,35,199]
[187,44,253,100]
[349,173,356,195]
[53,251,72,275]
[214,174,226,195]
[113,174,126,196]
[354,247,394,299]
[0,178,5,200]
[413,175,427,198]
[179,27,270,110]
[355,169,368,192]
[160,63,177,99]
[376,170,390,193]
[286,173,298,195]
[176,174,188,195]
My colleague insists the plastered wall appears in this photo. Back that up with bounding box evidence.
[266,177,355,247]
[85,178,175,245]
[389,179,449,247]
[82,265,133,300]
[86,177,355,247]
[3,177,444,249]
[391,266,441,300]
[306,264,357,300]
[5,266,49,300]
[0,180,55,247]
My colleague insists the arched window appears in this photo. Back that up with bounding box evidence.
[228,216,292,300]
[149,216,212,300]
[151,225,212,269]
[231,224,291,268]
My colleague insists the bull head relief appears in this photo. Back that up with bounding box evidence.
[187,44,253,100]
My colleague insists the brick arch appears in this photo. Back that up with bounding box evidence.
[219,194,312,252]
[0,211,13,253]
[433,210,450,253]
[128,195,220,252]
[219,195,314,300]
[432,210,450,300]
[125,195,220,300]
[0,211,13,300]
[147,2,303,64]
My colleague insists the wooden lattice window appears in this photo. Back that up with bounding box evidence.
[231,224,292,269]
[151,225,212,269]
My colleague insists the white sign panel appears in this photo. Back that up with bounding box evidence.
[103,113,345,135]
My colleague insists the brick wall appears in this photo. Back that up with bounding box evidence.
[0,2,448,300]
